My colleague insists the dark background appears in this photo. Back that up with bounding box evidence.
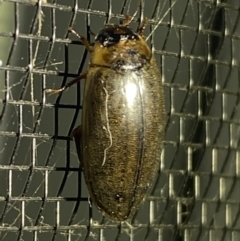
[0,0,240,240]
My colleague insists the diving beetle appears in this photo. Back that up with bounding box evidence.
[47,5,165,221]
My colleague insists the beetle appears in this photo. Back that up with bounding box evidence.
[46,7,165,221]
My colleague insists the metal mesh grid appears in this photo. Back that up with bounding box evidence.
[0,0,240,240]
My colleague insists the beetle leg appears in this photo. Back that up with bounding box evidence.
[123,14,132,26]
[72,125,83,167]
[123,0,141,26]
[137,17,148,36]
[68,27,93,53]
[89,28,96,37]
[45,72,87,94]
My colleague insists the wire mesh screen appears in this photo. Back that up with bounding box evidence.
[0,0,240,240]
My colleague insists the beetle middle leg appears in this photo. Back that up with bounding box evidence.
[72,125,83,167]
[45,72,87,94]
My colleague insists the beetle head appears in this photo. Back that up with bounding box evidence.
[91,24,152,70]
[95,24,139,47]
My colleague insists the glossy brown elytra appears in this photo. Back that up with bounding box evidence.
[46,5,165,221]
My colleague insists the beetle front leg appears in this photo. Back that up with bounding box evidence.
[68,27,93,53]
[137,17,148,36]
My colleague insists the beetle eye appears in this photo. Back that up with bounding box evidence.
[95,26,139,47]
[96,30,120,47]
